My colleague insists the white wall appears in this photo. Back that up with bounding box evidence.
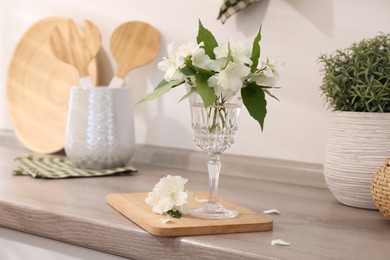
[1,0,389,164]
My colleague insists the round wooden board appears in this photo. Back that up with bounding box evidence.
[6,17,99,154]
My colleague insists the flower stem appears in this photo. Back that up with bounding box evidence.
[208,98,227,132]
[210,107,218,132]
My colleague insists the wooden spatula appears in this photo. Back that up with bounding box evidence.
[108,21,160,88]
[50,19,101,88]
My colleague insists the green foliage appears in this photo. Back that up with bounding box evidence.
[241,82,267,129]
[223,42,233,69]
[167,209,182,218]
[136,79,183,104]
[318,33,390,112]
[250,28,262,73]
[195,73,215,107]
[197,20,218,59]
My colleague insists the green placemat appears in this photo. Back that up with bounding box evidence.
[14,155,137,179]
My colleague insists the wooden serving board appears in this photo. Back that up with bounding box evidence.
[107,192,273,237]
[6,17,99,154]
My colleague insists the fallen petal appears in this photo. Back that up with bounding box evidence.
[263,209,280,215]
[195,197,208,203]
[160,216,176,224]
[271,239,291,246]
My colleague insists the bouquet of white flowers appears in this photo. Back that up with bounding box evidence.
[139,20,280,130]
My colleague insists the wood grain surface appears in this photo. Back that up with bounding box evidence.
[6,17,99,154]
[50,19,101,77]
[0,135,389,259]
[107,192,272,237]
[110,21,160,78]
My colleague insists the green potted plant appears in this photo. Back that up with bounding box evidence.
[318,33,390,209]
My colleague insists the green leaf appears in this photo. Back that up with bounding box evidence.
[178,86,197,102]
[195,73,215,107]
[136,79,184,104]
[180,65,196,76]
[250,27,262,73]
[155,79,169,89]
[193,65,215,77]
[197,20,218,59]
[167,209,182,219]
[264,89,279,101]
[241,82,267,131]
[223,42,233,69]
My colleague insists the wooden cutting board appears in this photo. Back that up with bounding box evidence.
[107,192,273,237]
[6,17,99,154]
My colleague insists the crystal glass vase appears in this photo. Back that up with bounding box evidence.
[188,90,242,219]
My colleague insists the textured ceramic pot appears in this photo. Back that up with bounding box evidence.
[65,87,135,169]
[323,111,390,209]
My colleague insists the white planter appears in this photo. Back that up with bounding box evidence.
[323,111,390,209]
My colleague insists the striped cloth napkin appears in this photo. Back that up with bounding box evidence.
[14,155,137,179]
[218,0,260,24]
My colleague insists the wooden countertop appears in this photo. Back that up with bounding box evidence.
[0,131,389,259]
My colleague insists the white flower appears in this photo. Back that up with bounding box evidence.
[262,59,280,78]
[207,58,226,72]
[191,47,212,69]
[251,73,277,87]
[177,42,200,58]
[145,175,189,215]
[176,42,204,68]
[208,61,250,99]
[231,41,252,66]
[157,43,184,81]
[214,42,229,59]
[251,59,280,87]
[213,41,252,68]
[212,42,229,71]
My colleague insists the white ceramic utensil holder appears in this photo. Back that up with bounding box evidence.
[65,87,135,169]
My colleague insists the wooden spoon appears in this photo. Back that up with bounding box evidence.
[108,21,160,88]
[50,19,101,87]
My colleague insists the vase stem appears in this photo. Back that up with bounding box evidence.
[208,156,221,204]
[188,153,239,219]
